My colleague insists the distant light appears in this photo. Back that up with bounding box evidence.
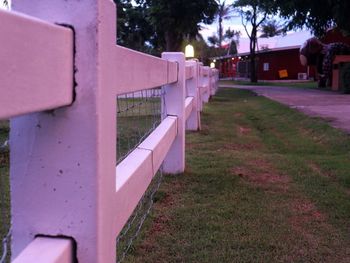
[185,44,194,58]
[238,56,241,59]
[213,59,216,63]
[210,62,215,68]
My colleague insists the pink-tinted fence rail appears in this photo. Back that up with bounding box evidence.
[0,9,74,119]
[0,0,219,262]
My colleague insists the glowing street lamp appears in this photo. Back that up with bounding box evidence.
[185,44,194,59]
[210,62,215,68]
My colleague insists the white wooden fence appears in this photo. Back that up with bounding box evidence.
[0,1,219,262]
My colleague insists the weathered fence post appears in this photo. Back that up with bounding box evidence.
[185,60,201,131]
[161,53,186,173]
[10,0,117,262]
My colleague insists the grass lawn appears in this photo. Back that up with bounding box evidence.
[0,121,9,145]
[123,88,350,263]
[0,120,10,261]
[117,97,161,162]
[220,79,318,89]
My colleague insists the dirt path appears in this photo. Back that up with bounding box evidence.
[221,84,350,133]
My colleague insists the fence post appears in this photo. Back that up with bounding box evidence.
[10,0,117,262]
[161,53,186,173]
[215,69,219,93]
[198,63,204,112]
[185,60,200,131]
[210,69,215,96]
[203,66,210,103]
[209,69,213,97]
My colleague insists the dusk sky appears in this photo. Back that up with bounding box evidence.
[1,0,307,46]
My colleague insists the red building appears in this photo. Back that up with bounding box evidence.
[213,30,350,81]
[256,46,314,80]
[214,32,316,80]
[215,46,315,80]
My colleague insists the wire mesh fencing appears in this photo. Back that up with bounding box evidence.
[116,88,167,262]
[0,120,10,263]
[116,169,163,263]
[0,86,167,262]
[117,88,166,164]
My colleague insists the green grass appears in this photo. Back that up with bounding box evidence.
[123,88,350,263]
[2,91,350,262]
[220,79,318,89]
[117,115,161,162]
[117,97,161,162]
[0,120,10,262]
[0,120,9,144]
[118,97,161,117]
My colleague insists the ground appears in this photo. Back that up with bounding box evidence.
[221,82,350,133]
[122,88,350,262]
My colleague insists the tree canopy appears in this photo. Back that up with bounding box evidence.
[260,20,285,38]
[215,1,233,47]
[115,0,218,54]
[276,0,350,36]
[115,0,155,53]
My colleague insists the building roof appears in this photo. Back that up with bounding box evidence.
[212,31,313,60]
[237,31,313,54]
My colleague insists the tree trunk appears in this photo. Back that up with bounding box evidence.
[219,17,223,47]
[250,26,258,83]
[250,52,257,83]
[165,31,182,52]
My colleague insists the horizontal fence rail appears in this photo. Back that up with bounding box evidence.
[114,116,177,236]
[13,237,73,263]
[113,46,178,95]
[185,97,194,121]
[0,1,220,262]
[185,65,195,80]
[0,9,74,119]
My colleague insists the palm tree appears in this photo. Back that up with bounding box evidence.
[260,20,285,38]
[216,1,232,47]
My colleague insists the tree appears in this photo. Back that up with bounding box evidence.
[207,28,240,59]
[275,0,350,37]
[208,28,239,46]
[115,0,155,53]
[228,40,238,55]
[260,20,285,38]
[184,34,224,64]
[208,34,220,47]
[215,1,233,47]
[234,0,276,82]
[136,0,218,52]
[224,29,240,55]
